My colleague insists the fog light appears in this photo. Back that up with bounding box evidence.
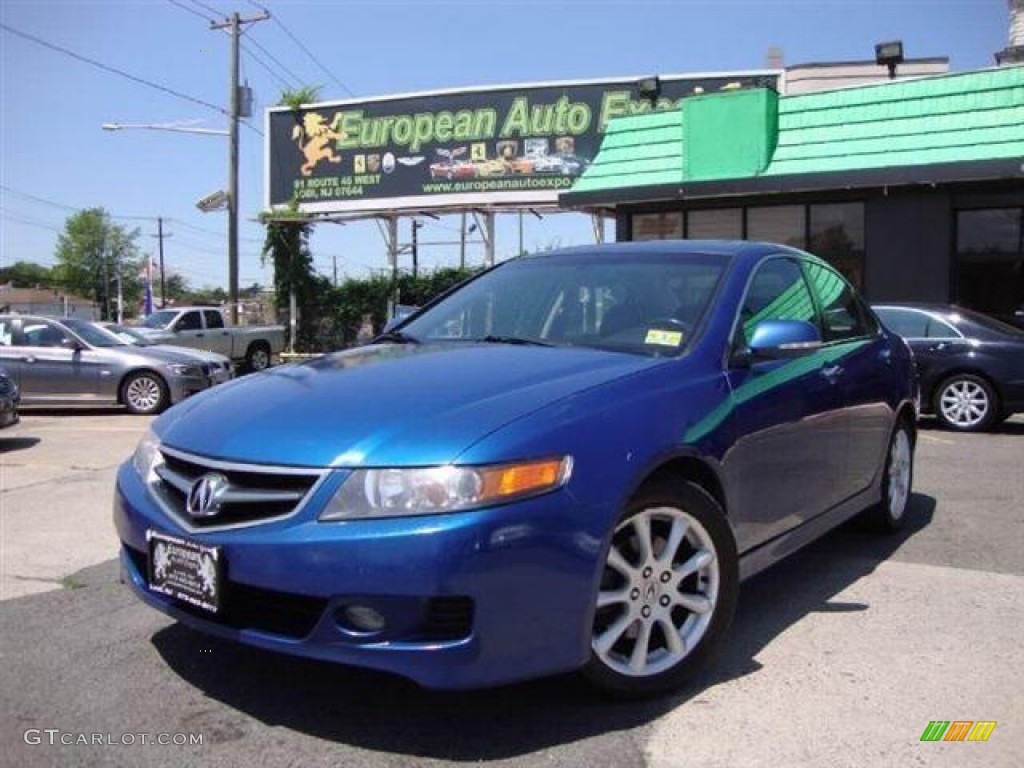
[342,605,386,632]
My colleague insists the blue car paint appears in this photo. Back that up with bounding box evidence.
[114,241,917,689]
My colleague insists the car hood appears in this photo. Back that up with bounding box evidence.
[106,344,203,368]
[150,344,231,365]
[156,342,659,467]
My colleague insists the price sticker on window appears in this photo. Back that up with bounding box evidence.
[645,329,684,347]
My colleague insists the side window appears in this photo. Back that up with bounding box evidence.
[23,321,70,348]
[175,312,202,331]
[738,257,818,345]
[203,310,224,329]
[925,316,960,339]
[0,318,14,346]
[803,261,873,341]
[876,308,928,337]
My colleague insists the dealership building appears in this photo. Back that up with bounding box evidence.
[561,60,1024,323]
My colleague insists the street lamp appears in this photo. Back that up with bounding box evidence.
[102,120,239,323]
[102,122,229,137]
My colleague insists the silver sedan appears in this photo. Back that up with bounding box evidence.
[0,314,214,414]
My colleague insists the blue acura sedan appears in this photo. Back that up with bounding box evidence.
[114,241,917,696]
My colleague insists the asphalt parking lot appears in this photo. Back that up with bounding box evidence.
[0,410,1021,767]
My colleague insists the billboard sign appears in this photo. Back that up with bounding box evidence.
[265,71,779,215]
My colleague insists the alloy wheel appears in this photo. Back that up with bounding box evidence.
[125,375,162,413]
[887,428,912,520]
[592,506,720,678]
[938,378,990,429]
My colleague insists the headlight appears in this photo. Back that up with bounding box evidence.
[320,456,573,520]
[168,363,200,377]
[132,428,164,483]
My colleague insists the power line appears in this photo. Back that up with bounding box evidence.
[166,0,212,23]
[0,186,158,222]
[168,218,263,244]
[188,0,226,20]
[248,1,356,97]
[0,22,228,117]
[244,35,303,88]
[240,41,294,91]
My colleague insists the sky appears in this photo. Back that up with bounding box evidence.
[0,0,1014,295]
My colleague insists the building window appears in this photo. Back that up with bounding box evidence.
[632,212,683,241]
[687,208,742,239]
[747,206,806,248]
[809,203,865,290]
[955,208,1023,324]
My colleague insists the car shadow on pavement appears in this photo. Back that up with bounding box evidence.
[151,492,936,761]
[0,436,40,453]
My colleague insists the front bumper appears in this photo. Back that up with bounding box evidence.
[166,373,211,404]
[114,461,607,689]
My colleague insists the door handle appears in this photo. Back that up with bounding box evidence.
[820,364,843,382]
[21,355,37,364]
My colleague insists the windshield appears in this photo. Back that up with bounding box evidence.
[61,318,130,348]
[400,250,729,357]
[139,310,179,329]
[106,324,148,345]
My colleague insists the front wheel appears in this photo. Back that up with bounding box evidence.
[583,480,738,697]
[245,342,271,372]
[934,373,998,432]
[121,372,168,415]
[866,420,914,531]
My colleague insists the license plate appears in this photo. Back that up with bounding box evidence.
[147,530,222,613]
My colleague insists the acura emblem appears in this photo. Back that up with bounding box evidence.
[186,473,229,518]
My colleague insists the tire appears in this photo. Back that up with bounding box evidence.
[933,373,998,432]
[121,372,168,415]
[245,342,271,372]
[583,480,738,697]
[866,420,914,532]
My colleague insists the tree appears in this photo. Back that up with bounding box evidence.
[260,203,331,350]
[0,261,54,288]
[53,208,143,320]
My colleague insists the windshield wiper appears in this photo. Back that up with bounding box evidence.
[373,330,420,345]
[479,335,553,347]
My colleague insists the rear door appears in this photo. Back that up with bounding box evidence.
[803,262,892,498]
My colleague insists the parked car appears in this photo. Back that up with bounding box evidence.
[115,241,917,696]
[0,366,19,430]
[533,153,590,176]
[98,323,233,386]
[0,314,215,414]
[873,303,1024,431]
[134,306,284,372]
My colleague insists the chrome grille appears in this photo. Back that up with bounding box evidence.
[151,446,326,531]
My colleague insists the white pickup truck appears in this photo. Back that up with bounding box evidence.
[135,307,286,371]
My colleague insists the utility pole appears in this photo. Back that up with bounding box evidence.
[156,217,167,308]
[459,212,467,268]
[211,9,269,324]
[411,220,420,278]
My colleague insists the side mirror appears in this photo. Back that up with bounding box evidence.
[746,319,823,361]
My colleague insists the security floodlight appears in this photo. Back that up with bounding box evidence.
[875,40,905,79]
[637,76,661,105]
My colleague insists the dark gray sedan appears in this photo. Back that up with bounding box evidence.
[0,314,213,414]
[873,303,1024,431]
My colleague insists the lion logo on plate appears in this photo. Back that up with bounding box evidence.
[186,473,229,518]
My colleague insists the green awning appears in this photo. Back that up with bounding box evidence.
[563,65,1024,207]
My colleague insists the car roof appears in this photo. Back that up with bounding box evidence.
[521,239,810,264]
